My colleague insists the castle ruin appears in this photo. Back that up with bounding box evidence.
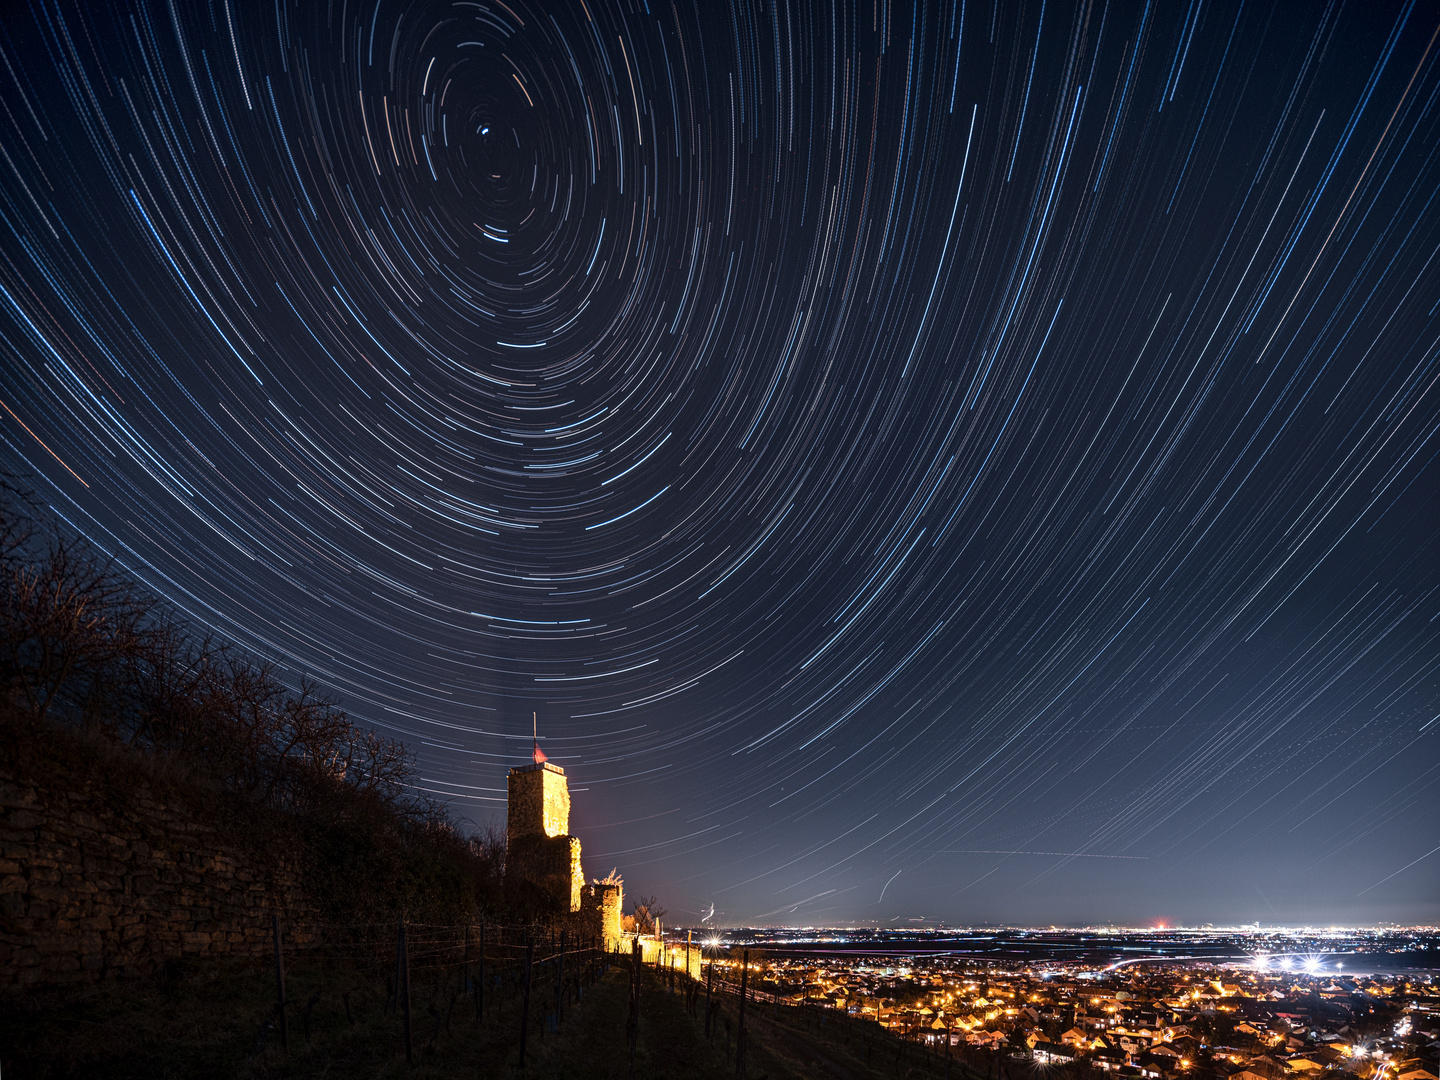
[505,752,622,949]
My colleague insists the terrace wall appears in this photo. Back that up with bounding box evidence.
[0,724,313,994]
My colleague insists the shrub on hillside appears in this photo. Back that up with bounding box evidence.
[0,487,503,922]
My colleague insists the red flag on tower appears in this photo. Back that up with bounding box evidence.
[532,712,546,763]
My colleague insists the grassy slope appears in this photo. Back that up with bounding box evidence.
[1,955,985,1079]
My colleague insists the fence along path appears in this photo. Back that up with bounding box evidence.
[256,925,973,1078]
[259,916,612,1066]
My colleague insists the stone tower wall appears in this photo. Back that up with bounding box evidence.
[505,764,569,839]
[568,836,583,909]
[505,762,582,917]
[504,833,582,913]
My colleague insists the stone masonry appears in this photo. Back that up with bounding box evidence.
[503,759,622,949]
[0,753,313,994]
[505,761,585,913]
[506,760,570,841]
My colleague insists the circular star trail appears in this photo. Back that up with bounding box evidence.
[0,0,1436,925]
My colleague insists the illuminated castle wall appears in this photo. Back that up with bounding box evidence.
[505,759,621,948]
[506,761,583,912]
[506,761,571,842]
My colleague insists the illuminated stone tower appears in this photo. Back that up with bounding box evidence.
[505,759,583,913]
[506,760,571,841]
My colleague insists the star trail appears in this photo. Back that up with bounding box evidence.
[0,0,1436,926]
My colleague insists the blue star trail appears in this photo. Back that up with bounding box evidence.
[0,0,1436,926]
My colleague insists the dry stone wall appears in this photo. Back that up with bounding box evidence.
[0,732,314,994]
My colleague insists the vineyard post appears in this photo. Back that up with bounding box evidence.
[390,919,404,1016]
[518,936,533,1068]
[477,923,486,1021]
[737,949,748,1078]
[399,918,413,1066]
[557,930,566,1027]
[271,914,288,1054]
[628,937,641,1078]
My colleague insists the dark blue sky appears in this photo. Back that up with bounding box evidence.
[0,0,1436,927]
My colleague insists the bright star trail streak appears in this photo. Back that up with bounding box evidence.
[0,0,1436,926]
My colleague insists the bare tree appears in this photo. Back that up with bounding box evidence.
[0,528,154,725]
[631,895,667,935]
[468,824,506,874]
[0,497,418,821]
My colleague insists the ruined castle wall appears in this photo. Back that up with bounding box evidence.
[599,883,622,949]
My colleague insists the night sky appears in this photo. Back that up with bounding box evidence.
[1,0,1437,928]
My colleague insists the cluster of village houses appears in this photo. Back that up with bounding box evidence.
[504,753,1436,1080]
[749,959,1438,1080]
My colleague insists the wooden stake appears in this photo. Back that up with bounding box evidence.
[737,949,748,1078]
[271,914,288,1054]
[519,936,533,1068]
[557,930,566,1026]
[399,918,413,1065]
[477,922,486,1021]
[628,938,641,1078]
